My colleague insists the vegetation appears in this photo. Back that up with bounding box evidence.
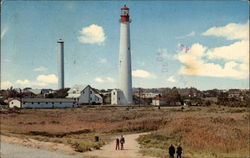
[0,106,249,157]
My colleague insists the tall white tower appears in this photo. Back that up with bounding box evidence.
[57,39,64,89]
[118,5,132,104]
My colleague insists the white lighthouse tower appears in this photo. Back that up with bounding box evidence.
[118,5,133,105]
[57,39,64,89]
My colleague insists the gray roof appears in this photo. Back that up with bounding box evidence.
[22,98,75,103]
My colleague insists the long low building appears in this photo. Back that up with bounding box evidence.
[9,98,78,109]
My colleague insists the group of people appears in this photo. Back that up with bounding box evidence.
[169,144,183,158]
[115,135,125,150]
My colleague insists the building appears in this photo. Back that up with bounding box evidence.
[9,99,21,108]
[67,85,103,105]
[57,39,64,89]
[99,89,112,104]
[111,89,124,105]
[142,93,161,99]
[9,98,77,108]
[152,97,166,106]
[115,5,133,105]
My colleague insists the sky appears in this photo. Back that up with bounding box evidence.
[1,0,249,90]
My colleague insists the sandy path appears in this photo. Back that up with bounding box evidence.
[0,141,82,158]
[1,135,77,155]
[83,133,155,158]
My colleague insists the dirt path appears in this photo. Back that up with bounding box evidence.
[83,133,155,158]
[1,135,77,155]
[0,141,82,158]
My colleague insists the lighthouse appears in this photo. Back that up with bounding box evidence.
[118,5,132,104]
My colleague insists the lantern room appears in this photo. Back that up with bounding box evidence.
[120,5,130,22]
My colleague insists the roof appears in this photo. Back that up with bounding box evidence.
[121,5,129,10]
[68,84,88,94]
[28,89,42,95]
[22,98,75,103]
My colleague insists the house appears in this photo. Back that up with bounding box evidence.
[99,89,112,104]
[9,99,22,108]
[67,85,103,105]
[151,97,166,106]
[22,98,77,108]
[142,93,161,99]
[111,89,124,105]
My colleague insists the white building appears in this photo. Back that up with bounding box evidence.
[9,98,77,109]
[142,93,161,99]
[22,98,77,108]
[9,99,21,108]
[111,89,125,105]
[152,97,166,106]
[67,85,103,105]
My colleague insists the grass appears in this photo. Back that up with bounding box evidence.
[0,106,249,157]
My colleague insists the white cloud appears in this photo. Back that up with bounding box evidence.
[78,24,106,44]
[16,79,31,85]
[33,66,47,72]
[186,31,196,37]
[98,58,107,64]
[175,42,249,79]
[94,77,104,83]
[15,74,58,88]
[94,77,114,83]
[176,21,249,80]
[36,74,58,84]
[106,77,114,82]
[167,76,176,83]
[132,70,156,79]
[176,31,196,39]
[202,21,249,40]
[1,81,13,89]
[207,40,249,63]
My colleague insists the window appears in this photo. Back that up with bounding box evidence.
[46,102,48,104]
[38,102,40,104]
[113,92,115,95]
[60,102,62,104]
[12,102,13,104]
[32,102,34,104]
[52,102,54,104]
[90,91,92,94]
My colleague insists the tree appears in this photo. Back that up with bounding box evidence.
[162,87,182,105]
[45,88,70,98]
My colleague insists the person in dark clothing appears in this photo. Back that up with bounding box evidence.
[120,135,125,150]
[168,144,175,158]
[176,144,183,158]
[115,138,120,150]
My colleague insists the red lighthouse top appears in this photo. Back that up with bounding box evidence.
[120,5,131,23]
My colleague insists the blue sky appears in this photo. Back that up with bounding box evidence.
[1,1,249,90]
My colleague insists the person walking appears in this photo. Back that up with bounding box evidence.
[176,144,183,158]
[120,135,125,150]
[115,137,120,150]
[168,144,175,158]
